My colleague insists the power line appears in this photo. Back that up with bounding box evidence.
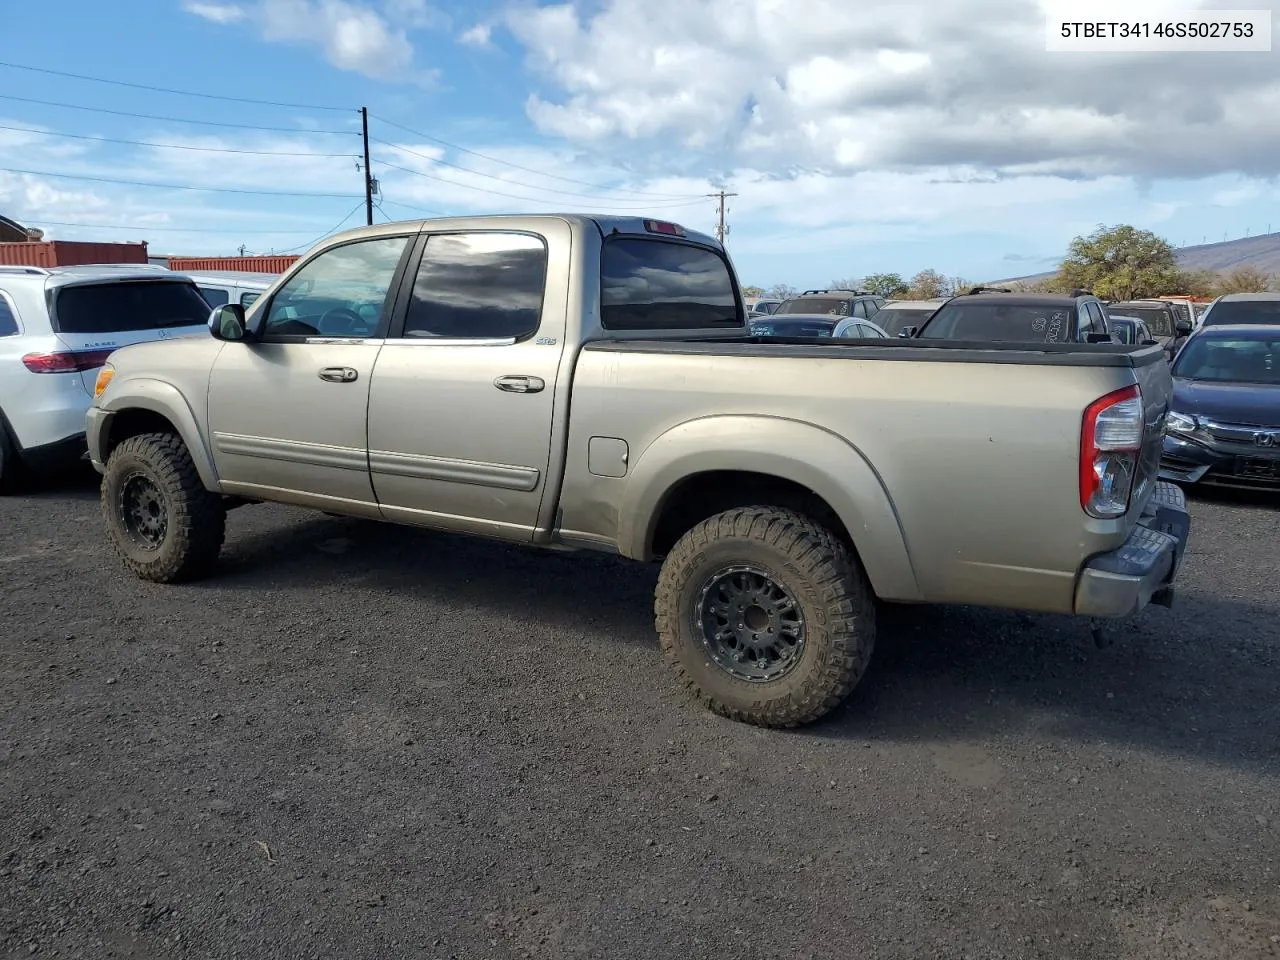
[377,198,451,218]
[0,94,357,136]
[371,115,702,200]
[374,158,707,210]
[23,218,321,235]
[371,136,701,203]
[278,200,371,253]
[0,60,350,112]
[0,166,362,199]
[0,123,359,158]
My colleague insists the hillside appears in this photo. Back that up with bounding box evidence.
[994,230,1280,285]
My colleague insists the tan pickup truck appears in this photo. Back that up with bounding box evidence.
[86,215,1191,728]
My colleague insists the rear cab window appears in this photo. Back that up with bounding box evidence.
[52,281,214,333]
[921,302,1075,342]
[600,237,741,331]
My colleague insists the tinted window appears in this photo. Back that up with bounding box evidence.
[1110,319,1137,344]
[775,297,849,316]
[240,291,261,307]
[601,237,739,330]
[1080,302,1102,336]
[264,235,409,339]
[53,281,212,334]
[198,285,230,307]
[750,318,836,337]
[873,307,930,336]
[1202,299,1280,326]
[1112,305,1173,337]
[0,294,17,336]
[1172,334,1280,384]
[404,232,547,339]
[921,303,1074,342]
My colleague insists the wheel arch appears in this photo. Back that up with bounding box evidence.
[618,415,921,601]
[95,379,220,490]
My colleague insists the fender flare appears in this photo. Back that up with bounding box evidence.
[618,414,921,601]
[96,378,221,490]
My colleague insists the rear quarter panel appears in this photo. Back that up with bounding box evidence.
[561,344,1150,613]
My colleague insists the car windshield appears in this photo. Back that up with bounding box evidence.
[920,302,1074,342]
[1204,299,1280,325]
[53,280,213,333]
[749,318,836,337]
[775,297,849,316]
[1171,334,1280,384]
[873,307,932,336]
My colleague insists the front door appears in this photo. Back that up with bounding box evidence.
[207,232,415,514]
[366,227,567,540]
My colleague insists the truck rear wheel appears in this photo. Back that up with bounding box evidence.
[101,432,226,583]
[654,506,875,728]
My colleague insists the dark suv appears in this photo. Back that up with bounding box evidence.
[1106,299,1192,357]
[773,288,886,320]
[912,287,1119,343]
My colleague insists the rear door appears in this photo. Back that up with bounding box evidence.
[366,224,568,539]
[49,278,213,395]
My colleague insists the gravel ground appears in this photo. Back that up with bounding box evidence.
[1,471,1278,960]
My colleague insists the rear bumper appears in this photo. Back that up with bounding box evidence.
[1074,481,1191,618]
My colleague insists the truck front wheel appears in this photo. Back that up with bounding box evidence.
[654,506,875,728]
[101,432,226,583]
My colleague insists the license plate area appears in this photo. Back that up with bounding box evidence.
[1236,456,1280,479]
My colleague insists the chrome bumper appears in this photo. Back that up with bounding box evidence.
[1074,482,1191,618]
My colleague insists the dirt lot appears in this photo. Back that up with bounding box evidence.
[1,472,1278,960]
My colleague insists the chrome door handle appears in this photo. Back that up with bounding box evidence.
[318,366,358,383]
[494,375,545,394]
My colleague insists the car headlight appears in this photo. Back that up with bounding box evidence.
[1166,411,1198,434]
[93,363,115,399]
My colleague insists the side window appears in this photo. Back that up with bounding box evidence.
[264,235,409,340]
[600,237,739,330]
[852,300,868,318]
[1148,309,1173,338]
[1079,302,1101,337]
[0,293,18,336]
[240,291,261,308]
[198,286,230,308]
[869,299,884,315]
[402,232,547,340]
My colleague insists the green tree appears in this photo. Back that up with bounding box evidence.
[1213,265,1275,295]
[741,285,765,299]
[766,283,798,300]
[1058,224,1180,300]
[861,272,909,297]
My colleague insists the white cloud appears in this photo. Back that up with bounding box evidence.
[505,0,1280,181]
[182,1,247,23]
[459,23,493,48]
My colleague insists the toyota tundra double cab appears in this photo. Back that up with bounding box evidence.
[86,215,1191,728]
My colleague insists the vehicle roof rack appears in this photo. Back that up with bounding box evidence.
[965,286,1012,295]
[0,265,51,276]
[800,287,867,296]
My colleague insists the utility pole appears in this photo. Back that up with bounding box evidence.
[707,189,738,244]
[238,244,247,257]
[361,106,374,226]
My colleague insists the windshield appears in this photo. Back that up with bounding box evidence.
[1203,299,1280,326]
[775,297,849,316]
[920,302,1075,342]
[1111,305,1173,337]
[873,306,932,336]
[53,280,213,334]
[1171,334,1280,384]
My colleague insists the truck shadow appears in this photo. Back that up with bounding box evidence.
[203,510,1279,778]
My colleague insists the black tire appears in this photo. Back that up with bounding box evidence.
[654,506,875,728]
[0,413,27,495]
[101,432,226,583]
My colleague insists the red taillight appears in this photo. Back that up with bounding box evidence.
[1080,384,1144,518]
[643,219,685,236]
[22,349,115,374]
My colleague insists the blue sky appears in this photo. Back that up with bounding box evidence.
[2,0,1279,289]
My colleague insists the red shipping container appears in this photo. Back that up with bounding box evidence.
[166,255,299,274]
[0,240,149,267]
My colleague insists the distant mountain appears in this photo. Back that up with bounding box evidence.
[992,231,1280,285]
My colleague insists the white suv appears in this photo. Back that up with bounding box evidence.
[0,264,213,490]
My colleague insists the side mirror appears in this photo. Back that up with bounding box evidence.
[209,303,248,341]
[899,326,918,338]
[1175,320,1193,335]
